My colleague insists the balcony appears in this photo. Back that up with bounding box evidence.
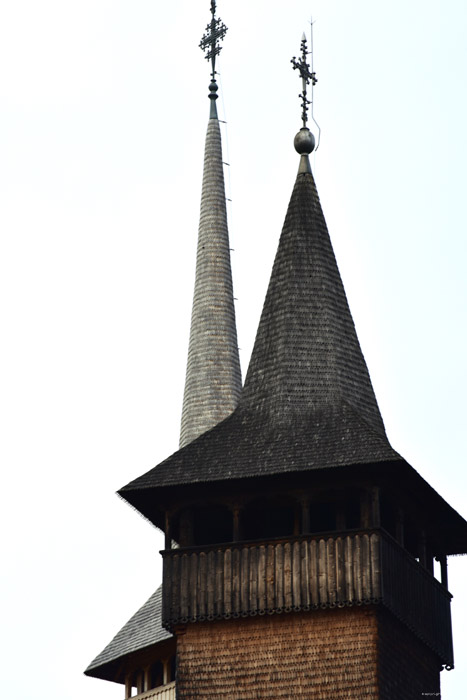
[128,681,176,700]
[162,529,453,667]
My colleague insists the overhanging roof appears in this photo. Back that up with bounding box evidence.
[119,168,467,555]
[85,586,173,683]
[121,171,398,490]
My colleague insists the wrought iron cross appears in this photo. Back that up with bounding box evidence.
[291,34,317,128]
[199,1,228,82]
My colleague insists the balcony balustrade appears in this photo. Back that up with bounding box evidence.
[162,529,453,668]
[127,681,176,700]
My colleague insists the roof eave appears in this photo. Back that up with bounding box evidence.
[119,459,467,556]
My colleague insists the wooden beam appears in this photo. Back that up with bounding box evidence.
[144,666,151,692]
[179,508,194,547]
[439,554,448,588]
[163,658,170,685]
[232,505,242,541]
[336,506,346,531]
[371,487,381,528]
[293,502,300,536]
[136,671,144,695]
[165,511,172,550]
[124,674,132,699]
[301,498,310,534]
[419,530,428,570]
[425,538,434,576]
[395,506,404,547]
[360,490,371,529]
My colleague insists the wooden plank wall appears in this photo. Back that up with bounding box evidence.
[163,532,381,624]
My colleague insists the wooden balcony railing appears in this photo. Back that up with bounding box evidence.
[380,534,453,668]
[128,681,176,700]
[162,529,453,667]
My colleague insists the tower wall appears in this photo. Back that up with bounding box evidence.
[377,608,441,699]
[175,608,441,699]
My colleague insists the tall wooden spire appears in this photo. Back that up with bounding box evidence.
[87,21,467,700]
[86,5,240,695]
[180,3,241,448]
[117,33,467,700]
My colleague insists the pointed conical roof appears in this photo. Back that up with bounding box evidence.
[241,170,385,433]
[179,111,242,448]
[86,25,241,683]
[120,166,400,499]
[119,153,467,556]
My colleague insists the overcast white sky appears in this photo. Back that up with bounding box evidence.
[1,2,466,698]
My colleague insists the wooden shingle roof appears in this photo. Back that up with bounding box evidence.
[118,164,467,553]
[120,169,400,496]
[240,171,385,433]
[86,105,240,686]
[85,586,172,682]
[179,114,242,448]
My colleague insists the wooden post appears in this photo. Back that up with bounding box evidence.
[144,666,151,692]
[371,487,381,528]
[124,674,132,699]
[395,506,404,547]
[425,537,434,576]
[293,502,300,536]
[301,498,310,534]
[360,490,371,529]
[165,511,172,550]
[440,554,448,588]
[336,505,346,531]
[232,505,242,542]
[419,530,428,569]
[136,671,144,695]
[163,658,169,685]
[179,508,194,547]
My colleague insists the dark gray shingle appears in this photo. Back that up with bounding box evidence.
[121,170,398,496]
[116,165,467,555]
[85,586,172,680]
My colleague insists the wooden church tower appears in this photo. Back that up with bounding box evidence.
[86,4,467,698]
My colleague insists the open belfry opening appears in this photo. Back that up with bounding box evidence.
[85,4,467,699]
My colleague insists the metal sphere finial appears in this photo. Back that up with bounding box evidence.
[294,128,315,155]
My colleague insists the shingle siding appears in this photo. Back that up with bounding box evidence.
[176,608,441,699]
[176,609,379,698]
[377,609,441,699]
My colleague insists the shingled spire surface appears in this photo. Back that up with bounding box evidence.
[178,2,241,448]
[120,164,403,503]
[179,112,242,448]
[241,169,385,433]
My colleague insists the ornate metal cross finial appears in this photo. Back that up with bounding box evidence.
[291,33,318,128]
[199,1,228,83]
